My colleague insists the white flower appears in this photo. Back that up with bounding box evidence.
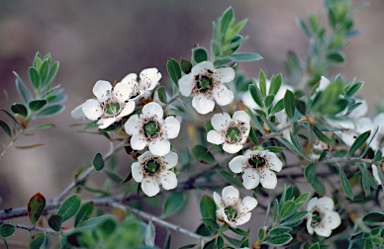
[370,113,384,153]
[306,196,341,237]
[213,186,257,228]
[372,164,383,187]
[333,117,373,147]
[207,111,250,153]
[81,80,135,129]
[178,61,235,115]
[124,102,180,156]
[132,150,178,197]
[120,68,161,100]
[229,150,283,189]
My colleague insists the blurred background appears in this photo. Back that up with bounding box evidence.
[0,0,383,248]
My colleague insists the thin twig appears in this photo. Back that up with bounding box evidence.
[0,128,22,161]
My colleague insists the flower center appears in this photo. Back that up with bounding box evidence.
[311,210,322,227]
[196,75,213,93]
[248,155,266,169]
[144,121,160,138]
[226,127,242,143]
[105,102,120,116]
[224,206,238,220]
[144,159,160,174]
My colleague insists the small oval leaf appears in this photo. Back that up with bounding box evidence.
[28,193,46,225]
[92,152,104,171]
[57,194,81,222]
[162,192,185,218]
[0,224,16,238]
[75,202,95,227]
[192,145,216,164]
[29,233,46,249]
[166,58,181,88]
[11,103,28,117]
[48,214,63,232]
[200,194,216,220]
[29,100,47,112]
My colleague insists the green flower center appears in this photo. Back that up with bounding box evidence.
[197,75,213,93]
[145,160,160,174]
[226,127,242,143]
[248,155,265,169]
[105,102,120,115]
[144,121,160,138]
[224,206,238,220]
[311,210,322,226]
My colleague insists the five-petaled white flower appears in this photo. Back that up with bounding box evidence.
[120,68,161,100]
[81,80,135,129]
[207,111,251,153]
[213,186,257,228]
[229,150,283,189]
[132,150,178,197]
[124,102,180,156]
[306,196,341,237]
[178,61,235,115]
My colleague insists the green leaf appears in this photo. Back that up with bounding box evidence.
[29,67,41,90]
[46,62,59,85]
[11,103,28,117]
[311,177,326,195]
[200,195,216,220]
[270,99,285,115]
[281,200,296,219]
[309,242,320,249]
[48,214,63,232]
[249,83,263,108]
[312,125,335,146]
[0,224,16,238]
[327,51,345,63]
[304,163,316,184]
[166,58,181,87]
[258,70,267,96]
[265,146,284,153]
[39,60,49,83]
[28,192,46,225]
[349,130,370,156]
[249,127,259,145]
[180,59,193,74]
[339,167,354,200]
[277,137,306,158]
[220,7,234,35]
[0,120,12,138]
[57,194,81,222]
[145,221,156,247]
[295,193,309,209]
[268,233,293,246]
[92,152,104,171]
[229,53,263,62]
[268,226,291,236]
[362,211,384,223]
[29,100,47,111]
[157,86,167,104]
[28,123,55,131]
[162,192,185,218]
[345,81,363,97]
[264,95,275,108]
[76,215,113,231]
[295,99,307,115]
[36,105,64,117]
[14,72,32,104]
[75,202,95,227]
[193,47,208,63]
[281,210,307,227]
[284,90,295,119]
[217,169,243,188]
[258,226,266,240]
[178,244,197,249]
[269,74,282,96]
[16,144,44,149]
[29,233,46,249]
[296,18,312,38]
[364,239,373,249]
[192,145,216,164]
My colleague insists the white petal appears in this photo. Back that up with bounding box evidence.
[93,80,112,102]
[71,104,86,119]
[143,102,164,120]
[223,143,243,154]
[372,164,382,186]
[222,186,239,206]
[265,152,283,172]
[239,196,258,213]
[233,111,250,124]
[348,99,367,119]
[178,74,194,97]
[317,196,334,211]
[336,130,359,147]
[306,218,314,235]
[124,115,141,135]
[213,67,235,83]
[211,112,231,131]
[242,91,260,110]
[113,82,132,103]
[82,99,103,121]
[141,177,160,197]
[318,76,330,92]
[314,225,333,237]
[192,95,215,115]
[207,130,225,145]
[164,116,181,139]
[307,197,319,211]
[191,61,214,75]
[213,85,234,106]
[159,171,177,190]
[131,162,144,182]
[213,192,223,207]
[116,101,135,120]
[98,117,116,129]
[326,210,342,230]
[229,156,246,173]
[120,73,138,86]
[130,134,147,151]
[259,168,277,189]
[139,68,161,91]
[235,212,251,226]
[149,139,170,156]
[242,168,260,190]
[373,113,384,128]
[162,151,178,169]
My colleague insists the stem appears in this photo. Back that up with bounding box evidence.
[0,128,23,161]
[164,93,180,109]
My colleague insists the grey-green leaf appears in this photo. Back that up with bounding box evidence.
[284,90,295,119]
[0,120,12,138]
[0,224,16,238]
[29,100,47,112]
[166,58,181,88]
[36,105,64,117]
[192,145,216,164]
[304,163,316,184]
[193,47,208,63]
[14,72,32,104]
[162,192,185,218]
[29,233,46,249]
[157,86,167,104]
[92,152,104,171]
[339,167,354,200]
[29,67,41,90]
[268,233,293,246]
[57,194,81,222]
[75,202,95,227]
[281,200,296,219]
[349,130,370,156]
